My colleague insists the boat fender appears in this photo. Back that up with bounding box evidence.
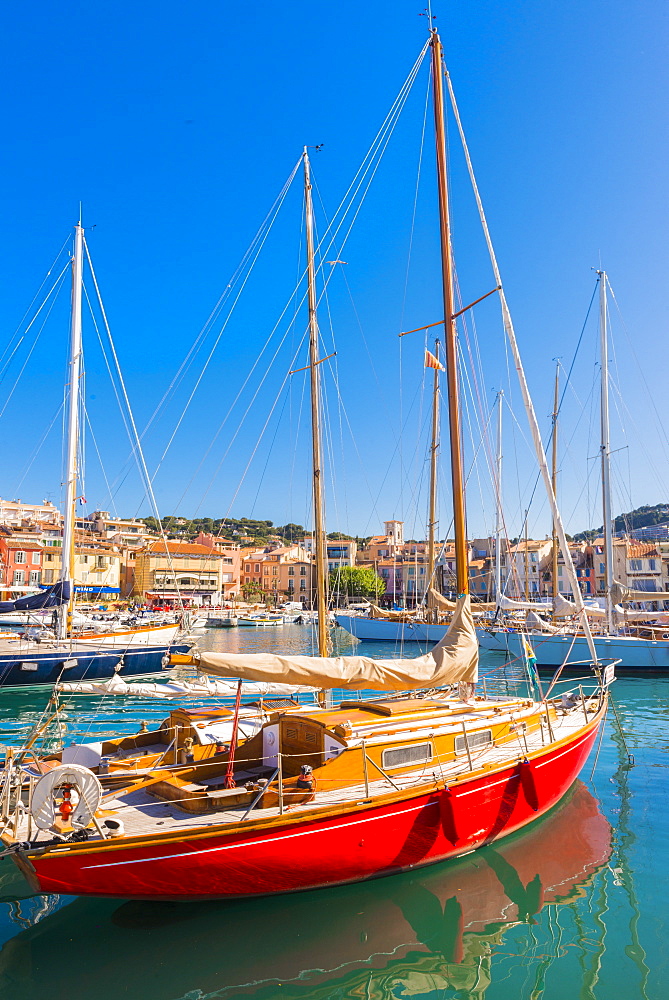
[31,764,102,833]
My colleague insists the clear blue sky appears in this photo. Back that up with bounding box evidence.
[0,1,667,542]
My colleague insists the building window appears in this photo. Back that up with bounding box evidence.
[300,566,306,576]
[630,559,642,572]
[82,555,88,564]
[97,556,105,568]
[12,570,24,585]
[599,563,605,574]
[15,551,26,564]
[29,570,40,585]
[255,564,260,573]
[288,579,294,590]
[288,567,294,576]
[648,559,657,571]
[245,564,251,573]
[43,569,54,584]
[300,580,306,590]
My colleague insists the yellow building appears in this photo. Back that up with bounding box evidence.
[133,541,224,605]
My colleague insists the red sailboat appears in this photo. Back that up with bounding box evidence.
[0,30,610,901]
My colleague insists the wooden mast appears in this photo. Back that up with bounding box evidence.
[57,220,84,640]
[551,362,560,605]
[426,339,441,611]
[430,31,468,596]
[303,147,329,657]
[494,391,503,601]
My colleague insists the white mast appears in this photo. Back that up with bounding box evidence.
[494,390,503,602]
[57,220,84,640]
[303,148,329,659]
[598,270,615,632]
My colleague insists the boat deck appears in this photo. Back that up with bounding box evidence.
[11,700,597,845]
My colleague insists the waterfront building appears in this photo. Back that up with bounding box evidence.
[133,541,225,606]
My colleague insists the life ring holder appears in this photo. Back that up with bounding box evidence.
[30,764,102,833]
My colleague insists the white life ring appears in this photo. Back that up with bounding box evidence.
[31,764,102,832]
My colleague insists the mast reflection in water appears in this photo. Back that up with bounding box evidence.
[0,781,610,1000]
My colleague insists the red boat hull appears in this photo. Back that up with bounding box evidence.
[25,715,602,899]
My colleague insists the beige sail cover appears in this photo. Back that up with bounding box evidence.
[611,580,669,605]
[198,594,479,689]
[368,604,422,620]
[429,588,458,612]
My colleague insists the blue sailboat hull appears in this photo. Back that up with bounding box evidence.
[0,642,192,689]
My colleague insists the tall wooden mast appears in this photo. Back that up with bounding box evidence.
[551,362,560,604]
[303,147,329,657]
[430,32,468,595]
[494,390,503,601]
[57,220,84,640]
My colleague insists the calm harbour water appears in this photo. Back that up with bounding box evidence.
[0,623,666,999]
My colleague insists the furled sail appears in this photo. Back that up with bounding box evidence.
[526,610,559,632]
[497,594,554,613]
[428,588,458,611]
[368,604,422,620]
[0,580,71,614]
[198,594,478,689]
[552,594,608,618]
[611,580,669,605]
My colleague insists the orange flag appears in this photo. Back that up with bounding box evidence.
[425,349,445,371]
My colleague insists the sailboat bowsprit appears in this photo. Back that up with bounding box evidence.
[0,30,607,899]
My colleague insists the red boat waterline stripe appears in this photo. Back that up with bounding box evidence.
[80,800,439,871]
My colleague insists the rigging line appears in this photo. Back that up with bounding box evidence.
[0,266,68,422]
[0,235,70,373]
[188,323,312,516]
[83,284,137,483]
[0,257,71,385]
[103,158,303,513]
[174,54,428,528]
[172,318,310,516]
[248,389,291,518]
[607,276,669,459]
[311,180,395,434]
[150,162,302,480]
[398,66,431,525]
[199,360,299,520]
[83,238,186,614]
[168,51,426,509]
[136,157,303,445]
[308,40,430,271]
[11,400,65,496]
[82,406,121,520]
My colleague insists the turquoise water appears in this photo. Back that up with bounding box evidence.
[0,625,666,999]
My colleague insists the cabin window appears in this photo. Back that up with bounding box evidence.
[382,742,433,770]
[285,726,298,740]
[455,729,493,754]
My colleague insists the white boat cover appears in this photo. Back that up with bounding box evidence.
[497,595,554,613]
[526,610,559,632]
[58,675,316,698]
[198,594,478,689]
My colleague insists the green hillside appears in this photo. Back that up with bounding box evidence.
[573,503,669,542]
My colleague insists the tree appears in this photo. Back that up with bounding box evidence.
[329,566,385,601]
[241,580,263,602]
